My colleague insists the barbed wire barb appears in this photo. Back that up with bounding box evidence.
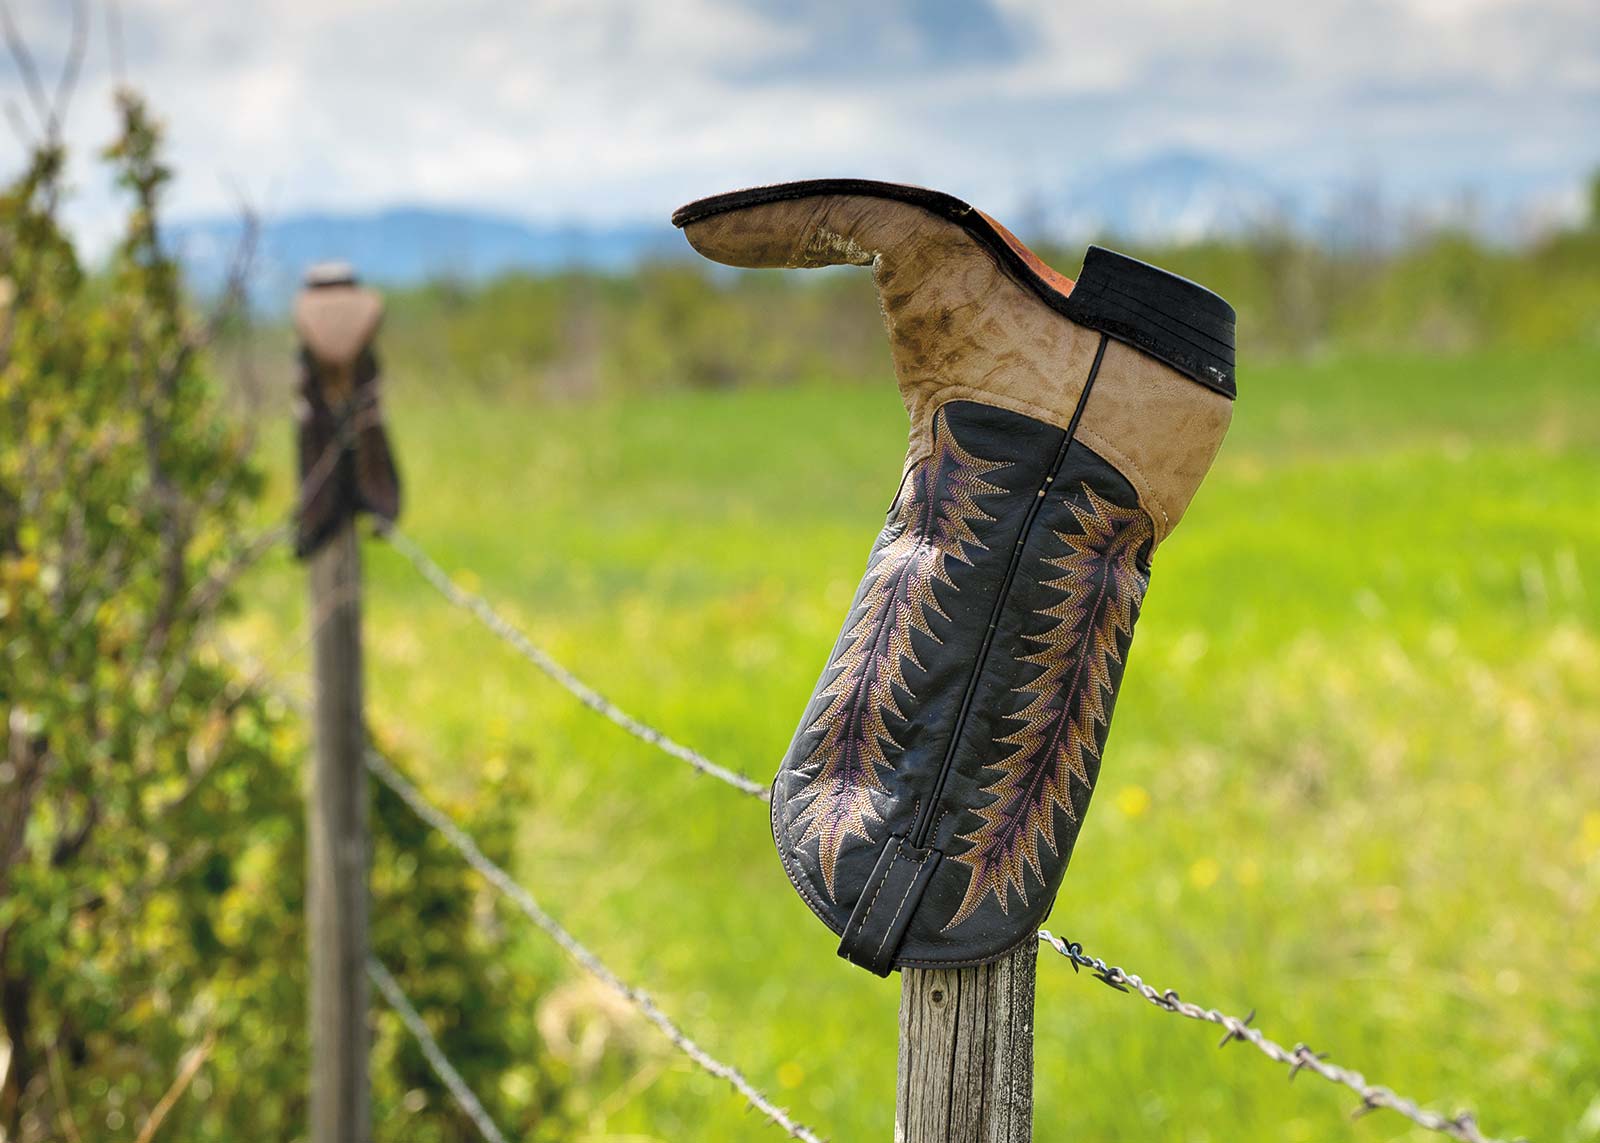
[368,956,510,1143]
[1037,930,1520,1143]
[365,748,824,1143]
[384,527,769,800]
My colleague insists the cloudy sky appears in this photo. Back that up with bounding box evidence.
[3,0,1597,245]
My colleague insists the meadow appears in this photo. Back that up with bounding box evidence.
[232,331,1600,1142]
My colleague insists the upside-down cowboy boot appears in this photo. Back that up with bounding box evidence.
[672,180,1236,975]
[293,263,401,559]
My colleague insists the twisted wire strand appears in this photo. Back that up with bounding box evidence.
[384,527,769,800]
[368,956,510,1143]
[1037,930,1518,1143]
[312,475,1511,1143]
[365,749,824,1143]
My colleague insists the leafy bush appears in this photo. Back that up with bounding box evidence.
[1,95,566,1141]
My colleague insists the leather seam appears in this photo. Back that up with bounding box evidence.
[924,385,1088,438]
[772,784,849,939]
[846,839,902,948]
[873,860,925,962]
[908,334,1109,850]
[894,922,1042,970]
[1073,423,1170,542]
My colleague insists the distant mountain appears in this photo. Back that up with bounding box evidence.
[170,206,687,303]
[1039,149,1585,247]
[1044,151,1292,244]
[172,154,1588,305]
[172,157,1292,304]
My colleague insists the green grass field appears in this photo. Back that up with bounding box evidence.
[242,344,1600,1141]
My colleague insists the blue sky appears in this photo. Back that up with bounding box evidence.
[3,0,1596,246]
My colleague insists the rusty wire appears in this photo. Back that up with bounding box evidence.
[1037,930,1519,1143]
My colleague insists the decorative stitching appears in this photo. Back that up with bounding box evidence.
[789,409,1007,898]
[771,779,849,940]
[946,482,1152,927]
[1074,424,1168,540]
[845,839,902,949]
[873,858,925,962]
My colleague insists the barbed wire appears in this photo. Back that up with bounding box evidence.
[383,527,769,800]
[274,458,1524,1143]
[368,956,510,1143]
[379,525,1520,1143]
[1036,930,1518,1143]
[364,748,824,1143]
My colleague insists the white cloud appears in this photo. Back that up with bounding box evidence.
[0,0,1593,248]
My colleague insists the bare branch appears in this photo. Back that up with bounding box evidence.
[0,0,50,132]
[217,184,267,429]
[3,96,33,148]
[178,520,290,627]
[102,0,124,89]
[131,1031,215,1143]
[48,0,89,135]
[44,1040,84,1143]
[204,200,259,344]
[0,709,49,900]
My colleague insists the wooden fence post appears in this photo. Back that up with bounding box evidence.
[307,520,371,1143]
[296,262,396,1143]
[297,260,393,1143]
[896,942,1037,1143]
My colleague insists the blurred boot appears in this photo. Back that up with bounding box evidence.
[674,180,1236,974]
[293,263,401,558]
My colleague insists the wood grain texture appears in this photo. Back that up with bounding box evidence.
[896,942,1037,1143]
[308,523,371,1143]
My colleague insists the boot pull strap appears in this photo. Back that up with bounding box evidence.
[836,836,941,977]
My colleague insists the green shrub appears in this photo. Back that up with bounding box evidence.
[1,94,566,1142]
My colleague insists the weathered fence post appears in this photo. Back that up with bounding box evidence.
[896,943,1037,1143]
[307,521,370,1143]
[294,262,400,1143]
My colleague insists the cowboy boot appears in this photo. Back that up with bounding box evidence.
[673,180,1236,975]
[293,265,401,558]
